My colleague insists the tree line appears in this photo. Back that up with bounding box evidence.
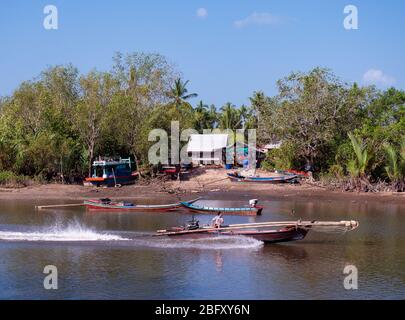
[0,52,404,191]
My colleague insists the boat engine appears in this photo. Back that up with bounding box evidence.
[186,216,200,230]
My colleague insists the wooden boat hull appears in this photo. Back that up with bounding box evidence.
[84,201,181,211]
[84,198,199,212]
[166,227,308,243]
[180,201,263,216]
[227,173,297,184]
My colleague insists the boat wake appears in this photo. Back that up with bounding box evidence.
[0,221,128,242]
[0,221,263,250]
[131,236,264,250]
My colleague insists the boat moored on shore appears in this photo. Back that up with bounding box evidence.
[85,158,138,187]
[227,172,298,183]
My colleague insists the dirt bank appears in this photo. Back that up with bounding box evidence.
[0,168,404,204]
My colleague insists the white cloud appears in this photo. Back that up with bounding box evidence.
[196,8,208,19]
[234,12,283,28]
[362,69,396,86]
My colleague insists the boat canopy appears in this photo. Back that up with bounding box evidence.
[92,158,132,168]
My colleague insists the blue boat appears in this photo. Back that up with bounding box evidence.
[227,172,298,184]
[181,199,263,216]
[85,158,138,187]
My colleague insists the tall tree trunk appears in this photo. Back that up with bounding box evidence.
[133,151,143,179]
[88,145,94,178]
[60,155,64,184]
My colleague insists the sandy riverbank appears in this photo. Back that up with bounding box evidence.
[0,168,404,204]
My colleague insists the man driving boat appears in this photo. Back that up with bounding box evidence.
[211,212,224,228]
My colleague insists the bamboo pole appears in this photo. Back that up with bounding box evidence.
[36,197,201,210]
[156,220,359,236]
[35,203,85,210]
[156,224,297,236]
[229,220,358,228]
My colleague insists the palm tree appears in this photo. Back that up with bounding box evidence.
[195,100,207,113]
[384,141,405,191]
[208,104,218,128]
[237,105,248,128]
[168,78,198,109]
[249,91,267,112]
[347,133,370,190]
[194,100,210,132]
[219,103,240,130]
[237,104,257,130]
[249,91,267,123]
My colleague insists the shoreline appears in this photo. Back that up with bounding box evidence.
[1,180,404,205]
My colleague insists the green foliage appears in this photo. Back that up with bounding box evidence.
[328,164,345,179]
[347,133,369,178]
[0,53,178,182]
[0,171,16,184]
[1,60,404,192]
[384,144,400,180]
[0,171,29,187]
[167,78,198,109]
[193,101,217,132]
[334,141,354,171]
[249,91,274,144]
[261,143,297,171]
[219,103,240,129]
[383,141,405,191]
[256,68,371,171]
[357,88,405,176]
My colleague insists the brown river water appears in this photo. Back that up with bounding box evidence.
[0,194,404,299]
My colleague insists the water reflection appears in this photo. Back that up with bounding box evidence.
[215,251,223,272]
[0,197,404,299]
[261,244,308,261]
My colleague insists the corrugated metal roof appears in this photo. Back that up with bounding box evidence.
[187,134,229,152]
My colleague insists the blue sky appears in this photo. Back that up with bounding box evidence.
[0,0,404,106]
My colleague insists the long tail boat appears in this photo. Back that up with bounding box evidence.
[156,219,359,244]
[227,172,298,183]
[180,199,263,216]
[84,198,200,212]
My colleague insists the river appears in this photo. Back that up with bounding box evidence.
[0,195,404,299]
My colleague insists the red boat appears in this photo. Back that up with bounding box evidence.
[285,169,310,178]
[84,198,199,212]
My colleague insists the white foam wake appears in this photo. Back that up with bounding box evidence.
[0,221,263,249]
[0,222,128,242]
[133,235,264,250]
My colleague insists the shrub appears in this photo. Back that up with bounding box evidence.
[0,170,30,187]
[261,142,298,171]
[328,164,345,180]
